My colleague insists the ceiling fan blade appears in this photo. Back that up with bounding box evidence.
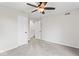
[44,7,55,10]
[27,3,37,7]
[43,2,47,6]
[32,9,37,13]
[38,2,42,7]
[38,2,47,7]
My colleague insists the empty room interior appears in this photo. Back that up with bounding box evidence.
[0,2,79,56]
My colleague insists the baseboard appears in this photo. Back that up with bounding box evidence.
[43,39,79,49]
[0,43,28,54]
[0,46,18,54]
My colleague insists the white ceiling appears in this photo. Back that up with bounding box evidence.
[26,2,79,22]
[0,2,79,21]
[0,2,26,12]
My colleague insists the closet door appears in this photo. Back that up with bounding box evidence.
[18,16,28,46]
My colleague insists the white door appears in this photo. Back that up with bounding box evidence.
[18,16,28,46]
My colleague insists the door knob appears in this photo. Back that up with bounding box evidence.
[25,32,27,33]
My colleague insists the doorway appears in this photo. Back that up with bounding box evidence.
[29,19,42,40]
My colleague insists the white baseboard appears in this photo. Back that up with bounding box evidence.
[0,46,18,54]
[43,39,79,49]
[0,43,28,54]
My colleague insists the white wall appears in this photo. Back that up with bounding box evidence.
[42,9,79,48]
[0,7,28,53]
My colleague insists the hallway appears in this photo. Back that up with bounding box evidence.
[0,39,79,56]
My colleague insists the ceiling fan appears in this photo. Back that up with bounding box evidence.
[26,2,56,14]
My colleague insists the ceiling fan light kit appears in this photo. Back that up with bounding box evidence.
[27,2,56,14]
[38,8,44,12]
